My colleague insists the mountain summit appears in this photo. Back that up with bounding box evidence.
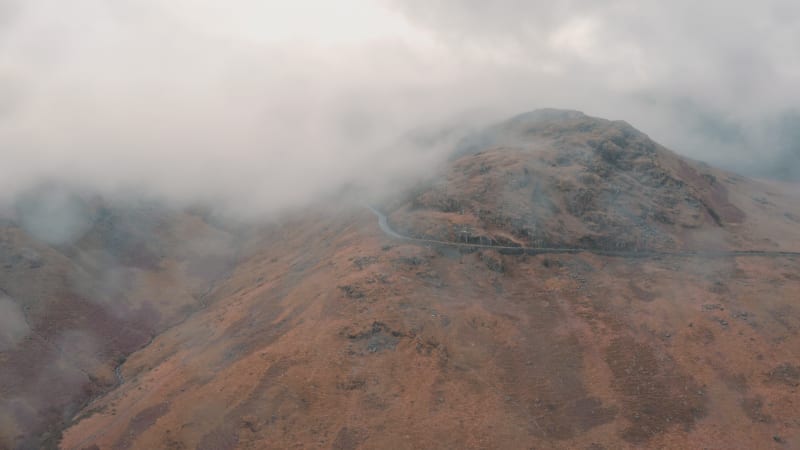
[393,109,800,253]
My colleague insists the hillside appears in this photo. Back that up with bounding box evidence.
[0,189,240,449]
[3,110,800,449]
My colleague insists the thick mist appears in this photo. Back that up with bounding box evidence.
[1,0,799,215]
[2,3,800,447]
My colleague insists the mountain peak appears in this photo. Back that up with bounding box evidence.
[397,110,800,253]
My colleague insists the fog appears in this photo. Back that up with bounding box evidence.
[0,294,28,351]
[2,3,800,446]
[1,0,799,214]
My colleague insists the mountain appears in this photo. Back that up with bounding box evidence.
[4,110,800,449]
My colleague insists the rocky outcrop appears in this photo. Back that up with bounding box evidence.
[392,110,768,252]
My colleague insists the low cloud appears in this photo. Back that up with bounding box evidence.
[1,0,799,216]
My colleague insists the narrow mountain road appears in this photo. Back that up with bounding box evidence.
[367,207,800,258]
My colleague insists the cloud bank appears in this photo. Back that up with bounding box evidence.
[2,0,799,214]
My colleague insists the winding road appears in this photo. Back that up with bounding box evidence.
[367,206,800,259]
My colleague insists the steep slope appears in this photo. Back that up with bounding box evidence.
[0,188,240,449]
[59,111,800,449]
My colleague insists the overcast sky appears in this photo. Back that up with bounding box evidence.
[2,0,799,212]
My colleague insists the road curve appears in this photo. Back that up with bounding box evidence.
[367,206,800,259]
[367,206,408,240]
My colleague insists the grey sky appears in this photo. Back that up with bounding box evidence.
[2,0,799,213]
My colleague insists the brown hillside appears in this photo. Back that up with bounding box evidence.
[55,111,800,449]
